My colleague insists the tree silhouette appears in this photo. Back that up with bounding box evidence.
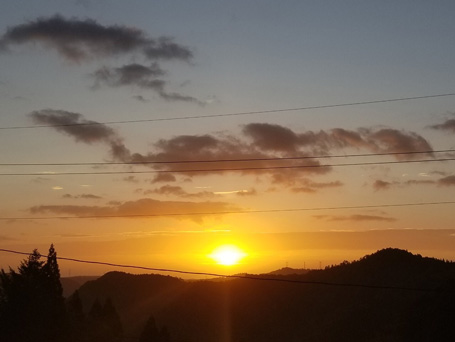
[0,246,67,342]
[140,314,171,342]
[86,297,123,342]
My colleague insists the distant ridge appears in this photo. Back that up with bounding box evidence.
[60,275,99,297]
[69,248,455,341]
[267,267,310,276]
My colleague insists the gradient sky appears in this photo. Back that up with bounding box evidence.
[1,0,455,276]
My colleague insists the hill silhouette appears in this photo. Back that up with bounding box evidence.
[74,248,455,341]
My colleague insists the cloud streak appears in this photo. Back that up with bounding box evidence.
[1,15,201,103]
[30,198,241,223]
[29,109,131,160]
[314,214,396,222]
[30,113,435,191]
[0,15,192,62]
[430,118,455,133]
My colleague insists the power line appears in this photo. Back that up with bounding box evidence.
[1,157,454,176]
[1,200,454,220]
[0,248,445,292]
[1,92,455,130]
[0,149,451,167]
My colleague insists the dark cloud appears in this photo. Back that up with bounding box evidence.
[0,15,192,62]
[128,132,329,182]
[91,63,203,104]
[34,116,434,189]
[373,178,439,191]
[1,15,202,104]
[30,109,116,143]
[373,180,394,191]
[150,174,177,183]
[30,109,131,160]
[314,214,396,222]
[158,91,204,105]
[132,95,148,103]
[438,175,455,186]
[430,118,455,133]
[241,124,433,159]
[30,198,241,223]
[243,123,299,152]
[367,128,433,158]
[92,63,165,88]
[143,37,193,60]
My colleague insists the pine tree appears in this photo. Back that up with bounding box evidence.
[0,246,68,342]
[140,314,160,342]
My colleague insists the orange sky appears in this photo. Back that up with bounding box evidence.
[1,2,455,276]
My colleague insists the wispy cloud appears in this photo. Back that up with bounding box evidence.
[314,214,396,222]
[1,15,201,103]
[430,117,455,133]
[438,175,455,186]
[30,198,242,223]
[0,15,192,62]
[62,193,102,199]
[29,109,131,160]
[30,115,435,191]
[143,185,216,198]
[373,175,455,190]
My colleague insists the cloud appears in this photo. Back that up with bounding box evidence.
[62,193,102,199]
[30,109,116,142]
[123,176,140,183]
[373,178,442,191]
[143,185,216,198]
[1,15,202,104]
[150,174,177,183]
[430,118,455,133]
[373,180,394,191]
[291,180,343,193]
[243,123,299,152]
[241,124,433,158]
[92,63,165,88]
[31,177,51,183]
[33,116,434,189]
[0,15,192,62]
[30,198,241,222]
[132,95,148,103]
[438,175,455,186]
[91,63,203,104]
[29,109,131,160]
[314,214,396,222]
[236,188,258,196]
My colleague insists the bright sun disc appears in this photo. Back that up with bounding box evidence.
[209,245,246,266]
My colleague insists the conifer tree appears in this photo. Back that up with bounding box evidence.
[0,246,68,342]
[139,314,160,342]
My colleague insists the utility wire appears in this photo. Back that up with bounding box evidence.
[0,248,446,292]
[0,149,450,167]
[1,157,454,176]
[1,92,454,130]
[1,200,454,221]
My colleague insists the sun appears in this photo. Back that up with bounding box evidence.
[209,244,247,266]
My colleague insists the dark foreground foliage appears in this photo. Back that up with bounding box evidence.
[1,247,455,341]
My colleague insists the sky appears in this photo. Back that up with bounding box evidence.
[1,0,455,276]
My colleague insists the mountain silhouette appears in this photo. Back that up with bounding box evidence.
[73,248,455,341]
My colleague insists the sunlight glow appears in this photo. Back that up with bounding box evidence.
[209,244,247,266]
